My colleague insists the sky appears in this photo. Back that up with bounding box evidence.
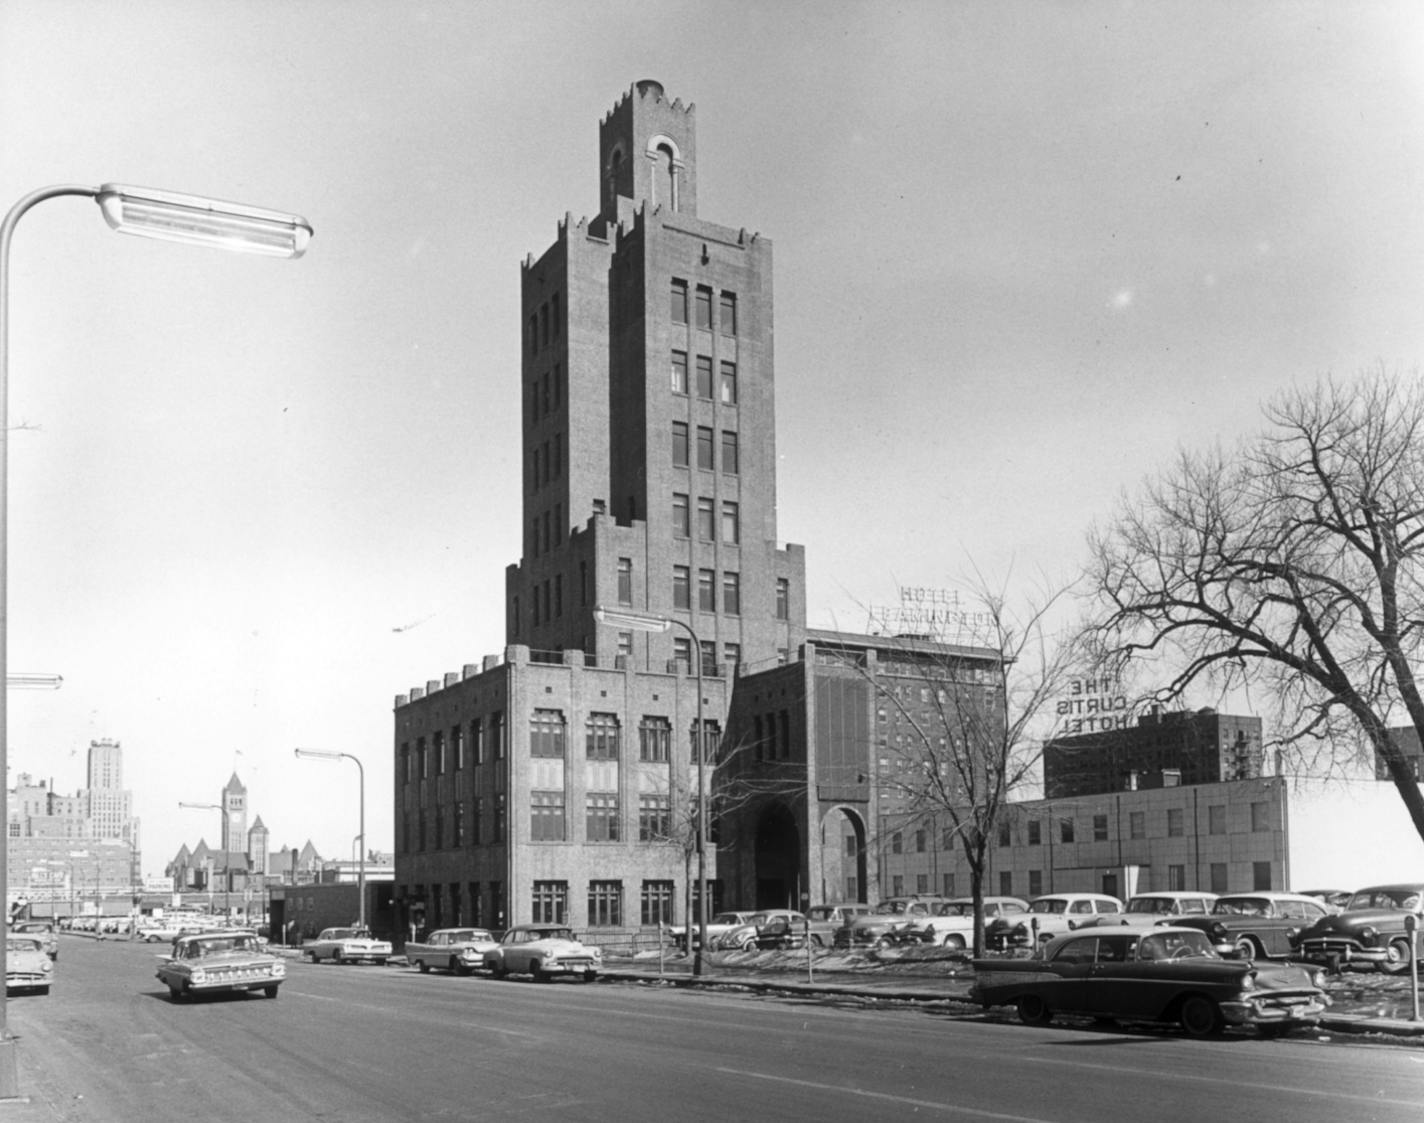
[2,1,1421,879]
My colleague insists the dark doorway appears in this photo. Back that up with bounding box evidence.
[753,803,801,909]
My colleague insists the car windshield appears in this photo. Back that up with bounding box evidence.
[874,901,913,916]
[1346,888,1422,911]
[1029,899,1070,915]
[710,913,745,925]
[326,928,361,939]
[1125,897,1176,914]
[936,903,974,917]
[1138,930,1217,961]
[516,927,574,942]
[5,938,40,953]
[445,930,476,942]
[1212,897,1269,916]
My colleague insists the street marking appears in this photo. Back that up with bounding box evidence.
[715,1067,1061,1121]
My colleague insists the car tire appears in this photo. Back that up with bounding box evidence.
[1233,937,1258,960]
[1179,995,1223,1038]
[263,985,279,999]
[1257,1023,1293,1039]
[416,959,429,974]
[941,934,966,950]
[1380,937,1413,975]
[1016,995,1052,1026]
[531,961,549,982]
[454,961,471,977]
[493,962,508,979]
[810,935,824,948]
[583,970,597,983]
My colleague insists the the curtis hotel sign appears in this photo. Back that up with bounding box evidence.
[1056,677,1136,736]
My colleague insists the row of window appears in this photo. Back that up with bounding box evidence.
[672,565,741,614]
[671,493,739,544]
[529,362,563,423]
[670,280,737,337]
[993,800,1272,846]
[527,293,562,355]
[671,351,737,404]
[407,878,730,934]
[884,861,1274,902]
[400,716,507,783]
[672,422,738,474]
[530,433,562,493]
[529,710,719,763]
[529,503,564,558]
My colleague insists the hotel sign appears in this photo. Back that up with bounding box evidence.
[1056,676,1134,735]
[869,586,997,644]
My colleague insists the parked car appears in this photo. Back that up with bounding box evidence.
[1170,892,1330,960]
[716,910,806,951]
[970,925,1330,1037]
[484,923,600,982]
[905,897,1029,949]
[1298,889,1352,913]
[836,897,950,948]
[985,893,1124,949]
[1292,882,1424,974]
[5,935,53,995]
[305,926,393,965]
[10,921,58,959]
[155,929,284,1001]
[668,911,757,952]
[137,921,197,943]
[405,927,500,975]
[1075,891,1217,928]
[803,903,872,946]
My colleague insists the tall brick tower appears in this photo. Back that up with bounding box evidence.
[507,79,805,673]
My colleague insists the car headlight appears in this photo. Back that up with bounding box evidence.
[191,969,206,984]
[1310,968,1326,988]
[1359,926,1378,946]
[272,962,286,977]
[40,962,53,974]
[1241,971,1256,990]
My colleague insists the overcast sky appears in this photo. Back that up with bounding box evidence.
[2,1,1421,878]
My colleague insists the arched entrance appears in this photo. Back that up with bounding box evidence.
[819,806,868,904]
[753,803,801,909]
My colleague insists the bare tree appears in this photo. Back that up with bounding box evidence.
[1087,370,1424,843]
[865,572,1081,955]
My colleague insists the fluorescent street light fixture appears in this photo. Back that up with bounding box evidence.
[294,748,345,761]
[6,673,61,689]
[96,184,313,259]
[592,606,673,634]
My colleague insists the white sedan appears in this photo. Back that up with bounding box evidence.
[484,924,600,982]
[304,927,392,965]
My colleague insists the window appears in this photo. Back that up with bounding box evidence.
[776,578,789,620]
[670,279,687,325]
[435,731,447,774]
[616,630,632,666]
[892,832,903,855]
[454,801,466,846]
[720,430,739,475]
[672,493,690,538]
[1252,861,1272,891]
[721,501,739,545]
[1167,808,1184,837]
[696,354,713,399]
[587,793,620,842]
[639,794,671,840]
[916,874,929,894]
[586,713,620,760]
[915,829,926,853]
[617,558,633,605]
[1060,817,1075,843]
[1129,811,1145,840]
[719,291,737,336]
[1208,805,1226,835]
[691,718,719,763]
[997,821,1011,846]
[942,827,955,850]
[942,874,955,898]
[1250,801,1269,832]
[722,571,740,615]
[672,422,688,468]
[551,292,560,340]
[673,566,690,609]
[696,426,714,470]
[1168,864,1185,891]
[641,880,675,926]
[719,360,737,404]
[639,716,671,762]
[671,350,688,394]
[531,792,565,841]
[1209,863,1228,894]
[673,635,692,668]
[697,497,715,541]
[530,709,565,758]
[694,285,712,330]
[999,871,1013,896]
[723,642,740,670]
[590,882,624,927]
[1027,819,1041,846]
[698,568,716,612]
[471,719,484,765]
[1028,869,1043,897]
[532,880,567,924]
[418,738,429,779]
[1093,814,1108,842]
[891,875,903,897]
[452,725,465,771]
[699,640,717,677]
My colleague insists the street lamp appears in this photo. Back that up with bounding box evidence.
[178,802,232,917]
[592,606,711,976]
[294,749,366,929]
[0,182,310,1099]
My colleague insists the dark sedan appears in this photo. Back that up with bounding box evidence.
[1170,892,1329,959]
[1293,882,1424,974]
[970,925,1330,1037]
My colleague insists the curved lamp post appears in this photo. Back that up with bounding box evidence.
[294,749,366,929]
[0,183,311,1098]
[178,802,233,916]
[592,606,710,976]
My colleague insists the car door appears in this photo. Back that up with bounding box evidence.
[1042,936,1098,1011]
[1084,933,1154,1017]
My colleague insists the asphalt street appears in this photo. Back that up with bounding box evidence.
[2,936,1421,1123]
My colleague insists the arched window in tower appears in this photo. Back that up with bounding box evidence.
[605,146,625,212]
[657,144,678,212]
[646,135,683,213]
